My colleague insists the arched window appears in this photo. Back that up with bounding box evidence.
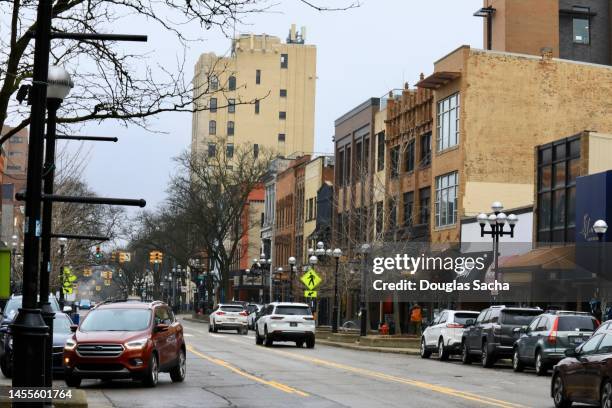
[209,120,216,135]
[209,75,219,91]
[228,76,236,91]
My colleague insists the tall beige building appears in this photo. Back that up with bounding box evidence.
[191,25,316,158]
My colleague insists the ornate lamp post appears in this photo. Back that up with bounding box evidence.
[331,248,342,333]
[357,243,371,337]
[288,256,297,302]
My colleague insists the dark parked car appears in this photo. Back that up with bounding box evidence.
[551,328,612,408]
[513,311,597,375]
[461,305,542,367]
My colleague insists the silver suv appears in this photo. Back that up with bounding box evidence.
[254,302,315,348]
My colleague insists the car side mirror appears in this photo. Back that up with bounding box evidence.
[70,325,78,332]
[464,319,474,327]
[565,347,579,358]
[155,323,169,333]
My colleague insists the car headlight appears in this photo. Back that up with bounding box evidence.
[64,339,77,351]
[125,338,149,350]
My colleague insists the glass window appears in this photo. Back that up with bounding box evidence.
[209,75,219,91]
[256,69,261,84]
[275,306,311,315]
[434,171,458,227]
[280,54,288,69]
[255,100,260,114]
[596,334,612,354]
[581,333,603,355]
[278,133,286,142]
[226,143,234,159]
[209,97,217,113]
[436,93,460,151]
[572,7,590,44]
[227,121,234,136]
[558,316,598,332]
[228,99,235,113]
[500,309,541,325]
[405,140,415,172]
[253,143,259,159]
[228,75,236,91]
[390,146,400,178]
[376,201,383,235]
[388,200,397,229]
[81,309,151,332]
[280,89,287,97]
[454,312,479,325]
[279,111,286,120]
[208,120,216,135]
[377,132,385,172]
[208,143,216,158]
[403,191,414,226]
[419,187,431,225]
[528,317,541,331]
[420,132,432,166]
[535,316,548,331]
[438,311,448,324]
[476,310,488,323]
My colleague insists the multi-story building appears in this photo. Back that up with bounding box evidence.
[415,45,612,244]
[475,0,611,65]
[191,25,316,158]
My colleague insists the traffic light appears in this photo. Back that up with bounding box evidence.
[119,252,130,263]
[149,250,163,264]
[94,246,103,262]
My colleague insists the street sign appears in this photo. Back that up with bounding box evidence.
[304,290,317,298]
[300,268,322,290]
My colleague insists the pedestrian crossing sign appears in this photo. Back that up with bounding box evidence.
[300,268,322,290]
[304,290,317,298]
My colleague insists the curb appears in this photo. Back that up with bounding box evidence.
[317,339,420,355]
[183,317,209,324]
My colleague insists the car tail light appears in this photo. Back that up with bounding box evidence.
[217,312,225,316]
[270,316,284,320]
[303,316,314,321]
[239,311,248,316]
[446,323,463,328]
[548,317,559,345]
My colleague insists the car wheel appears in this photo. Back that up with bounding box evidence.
[143,352,159,387]
[602,380,612,408]
[420,338,431,359]
[296,340,304,348]
[535,351,547,376]
[242,326,248,335]
[208,322,212,333]
[512,348,524,372]
[306,337,315,349]
[552,374,572,408]
[212,320,218,333]
[481,341,494,368]
[438,339,449,361]
[0,355,12,378]
[169,349,186,383]
[461,341,472,365]
[255,326,264,345]
[65,373,81,388]
[264,327,273,347]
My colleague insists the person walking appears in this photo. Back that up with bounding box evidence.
[410,303,422,336]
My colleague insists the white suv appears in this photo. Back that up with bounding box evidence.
[421,309,479,360]
[209,303,248,334]
[255,302,315,348]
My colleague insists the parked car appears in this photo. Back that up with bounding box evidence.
[461,305,542,367]
[421,310,479,360]
[0,295,61,376]
[79,299,91,310]
[246,304,263,330]
[63,300,186,387]
[513,311,597,375]
[254,302,315,348]
[551,328,612,408]
[209,304,248,334]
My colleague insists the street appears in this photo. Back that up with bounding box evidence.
[79,318,554,408]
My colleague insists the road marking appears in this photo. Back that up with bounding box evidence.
[184,333,194,337]
[186,345,309,397]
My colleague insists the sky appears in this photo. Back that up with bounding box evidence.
[68,0,483,214]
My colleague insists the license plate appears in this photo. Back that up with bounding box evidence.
[227,318,235,321]
[569,336,583,345]
[290,322,298,327]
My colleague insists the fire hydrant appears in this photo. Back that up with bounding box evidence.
[380,323,389,335]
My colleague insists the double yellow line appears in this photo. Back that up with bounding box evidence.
[187,345,309,397]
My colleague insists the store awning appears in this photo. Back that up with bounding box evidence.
[501,245,575,270]
[416,71,461,89]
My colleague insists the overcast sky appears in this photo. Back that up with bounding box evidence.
[68,0,483,214]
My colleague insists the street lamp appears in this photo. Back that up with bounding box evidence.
[58,237,68,308]
[288,257,297,302]
[331,248,342,333]
[595,220,608,284]
[477,202,519,287]
[275,267,284,301]
[358,243,371,337]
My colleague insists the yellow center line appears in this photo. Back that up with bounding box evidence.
[186,345,309,397]
[263,347,528,408]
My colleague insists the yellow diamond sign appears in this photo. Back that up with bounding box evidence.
[304,290,317,298]
[300,268,322,290]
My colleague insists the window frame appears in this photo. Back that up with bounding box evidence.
[208,120,216,135]
[209,97,217,113]
[434,171,459,227]
[436,93,460,152]
[280,54,288,69]
[228,98,236,113]
[227,121,235,136]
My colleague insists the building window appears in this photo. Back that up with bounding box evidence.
[536,136,581,243]
[228,98,235,113]
[209,75,219,91]
[278,133,286,142]
[364,137,370,176]
[419,187,431,225]
[280,89,287,97]
[8,151,22,157]
[208,120,216,135]
[572,7,590,44]
[255,100,260,114]
[226,143,234,159]
[256,69,261,84]
[253,143,259,158]
[227,121,234,136]
[375,201,383,236]
[7,165,21,171]
[9,136,23,144]
[345,146,351,183]
[435,171,458,227]
[437,93,460,151]
[337,150,344,186]
[228,75,236,90]
[279,111,286,120]
[421,132,432,166]
[390,145,400,178]
[388,200,397,229]
[403,191,414,226]
[209,97,217,113]
[280,54,288,69]
[404,140,415,172]
[208,143,216,158]
[377,131,385,172]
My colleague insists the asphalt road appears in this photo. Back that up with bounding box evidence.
[79,318,559,408]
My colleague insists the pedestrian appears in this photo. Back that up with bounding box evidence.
[410,303,422,336]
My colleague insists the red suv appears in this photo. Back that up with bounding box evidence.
[63,300,185,387]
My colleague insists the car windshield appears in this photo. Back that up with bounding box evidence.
[275,306,311,315]
[4,296,60,320]
[54,314,73,334]
[220,305,244,312]
[80,309,151,331]
[558,316,598,332]
[454,313,479,324]
[500,310,541,325]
